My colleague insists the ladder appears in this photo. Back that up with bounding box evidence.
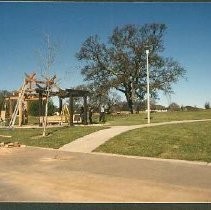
[8,81,27,128]
[61,104,70,123]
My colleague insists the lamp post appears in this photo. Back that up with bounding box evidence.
[146,49,150,124]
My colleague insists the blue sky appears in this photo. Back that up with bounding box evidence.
[0,2,211,108]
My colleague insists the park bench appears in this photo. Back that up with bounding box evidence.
[40,114,82,125]
[40,115,66,125]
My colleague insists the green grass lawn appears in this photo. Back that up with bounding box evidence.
[0,126,107,149]
[106,110,211,125]
[7,110,211,127]
[95,121,211,162]
[1,110,211,162]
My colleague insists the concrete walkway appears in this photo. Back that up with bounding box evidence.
[59,119,211,153]
[1,147,211,202]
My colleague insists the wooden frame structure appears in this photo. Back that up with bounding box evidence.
[4,73,89,127]
[54,89,90,126]
[4,73,50,126]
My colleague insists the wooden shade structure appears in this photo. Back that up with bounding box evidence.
[50,89,90,126]
[4,72,90,126]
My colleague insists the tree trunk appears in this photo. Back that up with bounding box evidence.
[127,97,134,114]
[125,86,134,114]
[43,86,50,137]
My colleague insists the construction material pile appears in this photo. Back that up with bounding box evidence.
[0,141,26,148]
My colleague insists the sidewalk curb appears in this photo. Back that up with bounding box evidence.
[23,146,211,167]
[91,152,211,167]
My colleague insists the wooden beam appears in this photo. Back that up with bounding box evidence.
[18,93,22,127]
[69,95,73,126]
[9,99,13,118]
[59,97,62,115]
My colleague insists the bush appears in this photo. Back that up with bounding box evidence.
[28,99,56,116]
[168,102,180,111]
[205,102,210,109]
[184,106,201,111]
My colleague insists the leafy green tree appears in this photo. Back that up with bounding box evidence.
[0,90,10,111]
[28,99,56,116]
[28,101,40,116]
[136,99,157,112]
[47,99,56,116]
[77,24,186,113]
[75,84,122,113]
[168,102,180,111]
[184,105,200,111]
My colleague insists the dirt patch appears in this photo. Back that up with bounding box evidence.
[0,148,19,155]
[0,141,26,155]
[0,141,26,148]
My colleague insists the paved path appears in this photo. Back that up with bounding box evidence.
[0,147,211,202]
[59,119,211,153]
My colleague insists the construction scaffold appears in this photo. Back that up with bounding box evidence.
[1,72,90,128]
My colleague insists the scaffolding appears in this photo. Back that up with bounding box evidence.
[4,72,57,127]
[3,72,90,127]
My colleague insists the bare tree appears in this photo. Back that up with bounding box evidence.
[37,33,58,76]
[37,34,59,136]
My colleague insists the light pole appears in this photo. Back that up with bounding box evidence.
[146,49,150,124]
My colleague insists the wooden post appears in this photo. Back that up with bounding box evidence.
[69,95,73,126]
[9,98,13,118]
[25,100,28,124]
[18,93,22,126]
[83,96,88,125]
[22,100,26,125]
[59,97,63,115]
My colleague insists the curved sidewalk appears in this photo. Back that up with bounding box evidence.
[59,119,211,153]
